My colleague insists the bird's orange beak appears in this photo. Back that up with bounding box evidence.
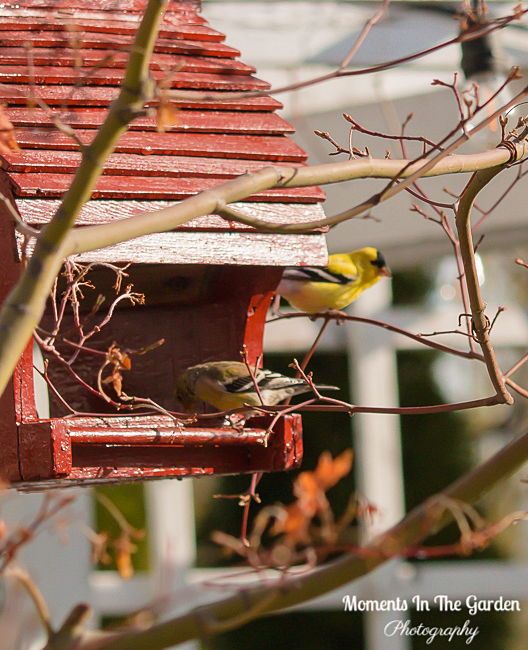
[379,266,392,278]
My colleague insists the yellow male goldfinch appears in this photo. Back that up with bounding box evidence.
[277,246,391,313]
[175,361,338,413]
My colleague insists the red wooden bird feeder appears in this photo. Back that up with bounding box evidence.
[0,0,327,488]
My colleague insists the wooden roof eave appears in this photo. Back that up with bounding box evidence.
[15,200,328,266]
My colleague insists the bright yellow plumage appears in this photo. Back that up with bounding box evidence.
[277,247,390,313]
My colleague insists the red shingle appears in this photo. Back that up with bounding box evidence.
[0,0,324,205]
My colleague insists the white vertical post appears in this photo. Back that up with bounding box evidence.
[347,280,405,535]
[346,280,409,650]
[145,478,198,650]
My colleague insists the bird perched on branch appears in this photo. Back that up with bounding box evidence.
[175,361,338,413]
[277,247,391,313]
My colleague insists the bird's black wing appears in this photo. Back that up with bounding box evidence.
[224,375,257,394]
[224,370,304,394]
[281,266,356,285]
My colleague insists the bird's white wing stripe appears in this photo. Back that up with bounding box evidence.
[225,369,304,394]
[282,267,356,284]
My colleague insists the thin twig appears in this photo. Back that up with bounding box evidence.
[9,567,53,638]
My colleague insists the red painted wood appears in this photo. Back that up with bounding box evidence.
[10,172,324,202]
[16,199,326,231]
[0,19,225,42]
[0,85,282,110]
[0,48,255,74]
[15,129,307,161]
[0,175,24,481]
[69,427,269,446]
[0,383,22,481]
[8,0,200,12]
[0,31,240,57]
[12,265,306,485]
[66,414,302,479]
[0,19,223,39]
[6,108,292,134]
[0,67,269,91]
[0,8,206,26]
[0,0,320,487]
[3,150,299,177]
[19,421,72,480]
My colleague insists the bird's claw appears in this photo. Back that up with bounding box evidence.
[326,308,348,324]
[225,413,247,431]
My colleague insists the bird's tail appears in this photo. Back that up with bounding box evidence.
[292,383,339,396]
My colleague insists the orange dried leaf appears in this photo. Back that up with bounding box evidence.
[107,344,132,370]
[120,353,132,370]
[112,370,123,396]
[313,449,353,491]
[103,345,133,396]
[271,503,311,544]
[0,105,19,155]
[114,534,136,580]
[156,100,179,132]
[294,472,324,516]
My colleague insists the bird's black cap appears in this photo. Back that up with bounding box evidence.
[370,250,387,269]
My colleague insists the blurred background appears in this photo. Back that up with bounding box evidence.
[4,1,528,649]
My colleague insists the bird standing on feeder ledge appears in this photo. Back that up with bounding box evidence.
[277,246,391,313]
[175,361,339,414]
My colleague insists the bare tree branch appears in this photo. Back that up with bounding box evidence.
[79,428,528,649]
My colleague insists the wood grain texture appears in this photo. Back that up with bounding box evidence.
[0,31,240,57]
[17,199,327,230]
[0,175,25,481]
[69,427,268,446]
[0,67,269,91]
[18,231,328,265]
[3,150,298,176]
[0,7,206,25]
[14,129,307,161]
[4,0,200,13]
[0,49,254,74]
[0,19,224,41]
[10,172,324,201]
[55,414,301,482]
[0,84,282,110]
[5,109,292,133]
[19,421,72,480]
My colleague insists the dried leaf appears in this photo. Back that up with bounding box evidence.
[91,531,112,565]
[112,371,123,396]
[114,533,137,580]
[513,4,525,19]
[271,503,311,544]
[156,97,179,132]
[102,344,132,396]
[313,449,353,491]
[273,450,353,544]
[0,105,19,155]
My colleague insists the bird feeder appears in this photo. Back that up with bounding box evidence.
[0,0,327,488]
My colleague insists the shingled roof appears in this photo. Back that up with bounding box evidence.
[0,0,326,262]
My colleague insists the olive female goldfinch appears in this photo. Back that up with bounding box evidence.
[277,246,391,313]
[175,361,338,413]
